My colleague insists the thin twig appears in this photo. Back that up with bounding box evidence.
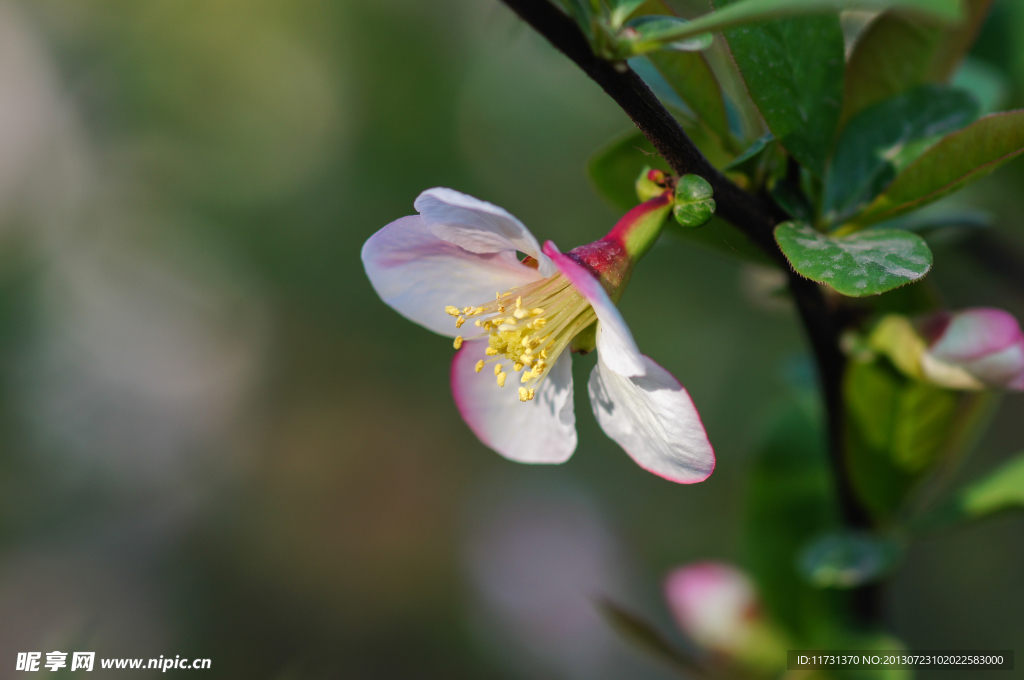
[498,0,871,529]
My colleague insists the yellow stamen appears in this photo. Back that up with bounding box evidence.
[448,271,596,404]
[445,305,460,317]
[453,336,463,349]
[527,388,535,401]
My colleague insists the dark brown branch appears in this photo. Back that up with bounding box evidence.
[499,0,871,529]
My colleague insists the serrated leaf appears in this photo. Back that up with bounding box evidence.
[824,85,978,224]
[647,51,731,141]
[596,599,705,676]
[799,532,905,588]
[774,222,932,296]
[627,0,963,48]
[718,8,845,176]
[852,110,1024,226]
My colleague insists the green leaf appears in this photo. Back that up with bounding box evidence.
[774,222,932,296]
[926,0,996,81]
[647,51,732,142]
[626,0,963,48]
[840,0,992,124]
[824,85,978,224]
[852,110,1024,226]
[718,8,845,176]
[744,397,846,641]
[841,14,944,125]
[957,452,1024,517]
[798,531,905,588]
[725,132,774,170]
[596,599,706,676]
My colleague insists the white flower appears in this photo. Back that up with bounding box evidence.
[361,188,714,483]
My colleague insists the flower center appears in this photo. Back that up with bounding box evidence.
[446,272,596,402]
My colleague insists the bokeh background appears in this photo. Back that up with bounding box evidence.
[0,0,1023,677]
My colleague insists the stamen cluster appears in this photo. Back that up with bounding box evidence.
[447,272,597,401]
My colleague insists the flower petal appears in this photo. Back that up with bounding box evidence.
[664,562,758,653]
[362,215,543,336]
[542,240,646,377]
[588,353,714,483]
[415,188,556,276]
[959,340,1024,387]
[451,338,576,463]
[929,308,1024,362]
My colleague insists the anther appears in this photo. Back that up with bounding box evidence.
[493,363,502,376]
[455,316,466,328]
[496,372,507,387]
[475,360,484,373]
[474,320,483,327]
[445,306,460,317]
[485,347,498,356]
[515,296,522,308]
[453,336,463,349]
[518,387,529,402]
[514,362,524,372]
[530,308,544,316]
[527,388,535,401]
[462,307,473,314]
[513,308,529,319]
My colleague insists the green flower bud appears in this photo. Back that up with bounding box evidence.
[673,174,715,228]
[635,165,669,203]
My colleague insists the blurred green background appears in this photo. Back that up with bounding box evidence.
[0,0,1023,677]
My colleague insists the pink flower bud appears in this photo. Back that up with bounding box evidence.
[664,562,758,654]
[921,308,1024,390]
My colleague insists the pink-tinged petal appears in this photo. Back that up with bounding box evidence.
[664,562,757,652]
[415,188,557,277]
[452,338,576,463]
[362,215,544,336]
[543,240,646,377]
[929,308,1024,362]
[959,340,1024,387]
[587,354,714,483]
